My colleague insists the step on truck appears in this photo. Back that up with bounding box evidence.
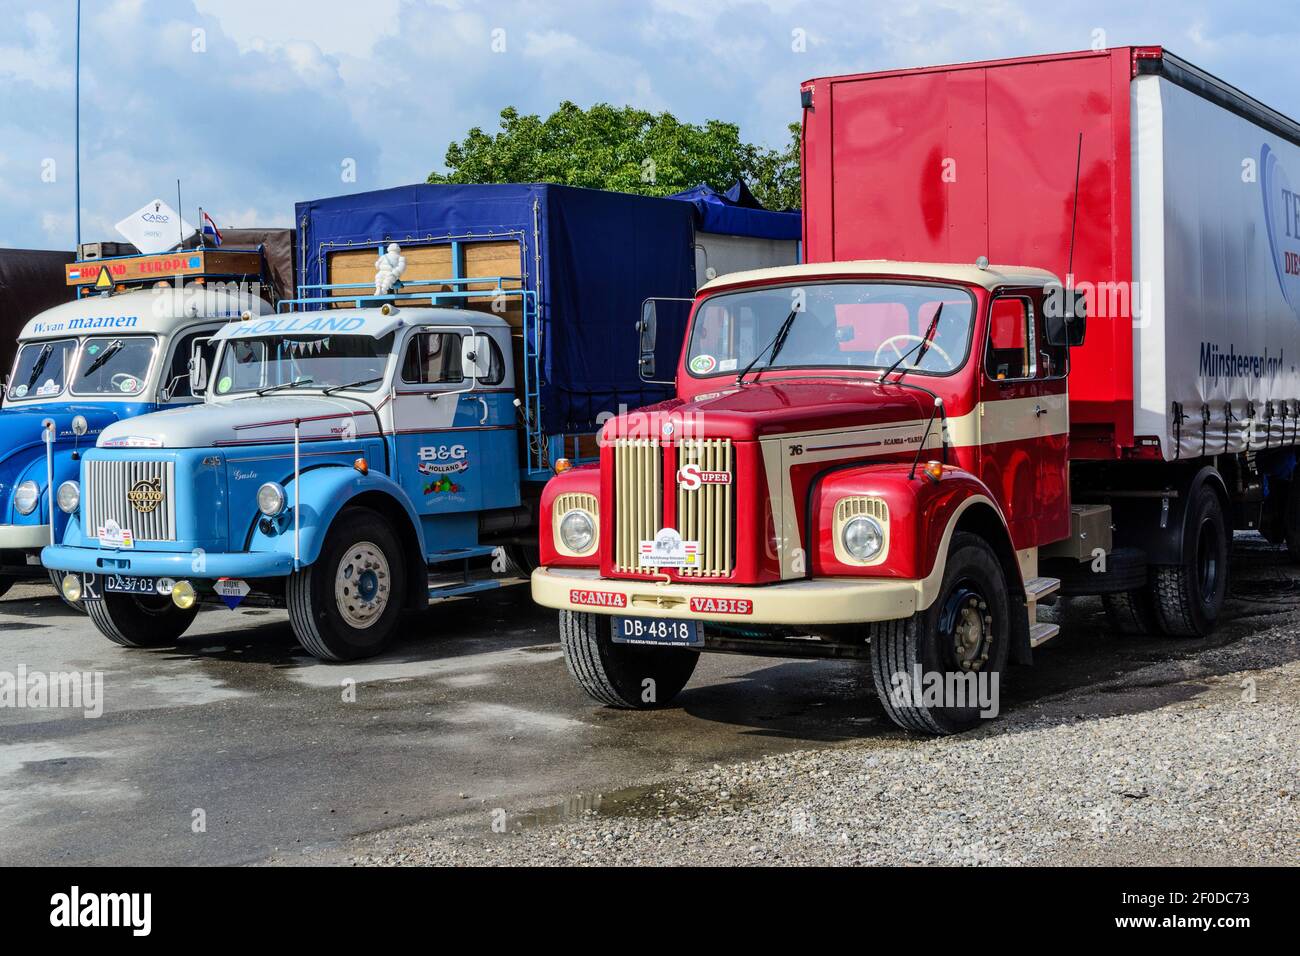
[1,249,268,601]
[531,46,1300,732]
[43,181,800,658]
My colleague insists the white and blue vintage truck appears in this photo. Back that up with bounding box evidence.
[42,183,801,659]
[1,250,268,600]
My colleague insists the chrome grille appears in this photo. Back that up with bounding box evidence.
[675,438,734,577]
[612,439,662,572]
[611,438,736,576]
[83,459,177,542]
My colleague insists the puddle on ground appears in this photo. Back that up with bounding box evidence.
[499,780,751,833]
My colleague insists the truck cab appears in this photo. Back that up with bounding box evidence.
[531,260,1086,733]
[1,284,265,600]
[43,299,524,660]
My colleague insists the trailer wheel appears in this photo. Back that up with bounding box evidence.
[48,569,85,612]
[0,576,12,600]
[1149,484,1228,637]
[287,507,406,662]
[1101,589,1159,636]
[869,532,1010,735]
[86,592,198,648]
[558,610,698,708]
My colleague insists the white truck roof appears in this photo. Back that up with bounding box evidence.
[698,260,1061,294]
[212,306,512,341]
[19,288,270,341]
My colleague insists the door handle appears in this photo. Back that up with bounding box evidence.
[476,396,489,424]
[1034,404,1048,417]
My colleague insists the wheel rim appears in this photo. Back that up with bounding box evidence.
[1196,516,1222,607]
[939,581,993,672]
[334,541,391,629]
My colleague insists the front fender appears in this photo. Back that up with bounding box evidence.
[1,447,82,536]
[810,463,1007,583]
[247,466,426,567]
[538,464,600,567]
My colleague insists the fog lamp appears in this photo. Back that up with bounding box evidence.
[171,580,197,610]
[61,574,82,603]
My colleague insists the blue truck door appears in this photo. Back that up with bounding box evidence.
[390,326,518,516]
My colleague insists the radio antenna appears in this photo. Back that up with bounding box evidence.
[1066,132,1082,281]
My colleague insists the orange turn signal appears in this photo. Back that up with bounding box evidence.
[554,458,573,474]
[924,460,944,482]
[354,457,369,475]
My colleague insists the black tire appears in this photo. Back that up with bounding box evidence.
[869,532,1011,735]
[287,507,406,661]
[558,610,699,708]
[1102,588,1160,635]
[48,569,86,612]
[86,591,198,648]
[498,543,538,577]
[0,575,12,600]
[1149,484,1229,637]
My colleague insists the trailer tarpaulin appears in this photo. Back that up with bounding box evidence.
[669,181,802,240]
[0,248,75,378]
[295,183,696,435]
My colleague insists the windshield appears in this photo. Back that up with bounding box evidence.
[212,334,394,396]
[6,338,76,401]
[70,336,156,396]
[686,282,975,378]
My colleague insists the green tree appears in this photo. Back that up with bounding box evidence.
[428,103,801,211]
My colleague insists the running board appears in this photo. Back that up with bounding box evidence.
[1029,622,1060,648]
[1024,576,1061,603]
[427,571,526,602]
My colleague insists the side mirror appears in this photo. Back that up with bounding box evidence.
[187,352,209,393]
[461,334,491,381]
[1043,285,1087,347]
[638,301,658,381]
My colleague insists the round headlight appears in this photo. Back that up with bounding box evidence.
[559,509,595,554]
[257,482,286,516]
[14,480,40,516]
[57,480,80,514]
[842,514,885,562]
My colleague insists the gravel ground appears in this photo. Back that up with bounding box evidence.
[335,617,1299,866]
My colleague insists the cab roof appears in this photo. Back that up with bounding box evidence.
[698,260,1061,294]
[19,288,270,341]
[211,305,511,342]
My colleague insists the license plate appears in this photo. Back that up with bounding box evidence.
[102,574,159,595]
[611,617,702,647]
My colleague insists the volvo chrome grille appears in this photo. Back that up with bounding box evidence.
[675,438,734,577]
[83,460,177,542]
[611,437,735,576]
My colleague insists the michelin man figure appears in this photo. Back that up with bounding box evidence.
[374,242,407,296]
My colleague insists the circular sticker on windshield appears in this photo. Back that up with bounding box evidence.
[119,377,138,393]
[13,384,28,397]
[216,376,233,395]
[689,354,717,374]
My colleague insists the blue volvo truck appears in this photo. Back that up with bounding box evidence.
[43,183,800,659]
[1,250,269,601]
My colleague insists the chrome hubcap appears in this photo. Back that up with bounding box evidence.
[335,541,390,629]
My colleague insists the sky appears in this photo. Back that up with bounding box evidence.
[2,0,1299,250]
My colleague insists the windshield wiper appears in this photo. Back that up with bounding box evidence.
[322,377,383,395]
[256,377,315,396]
[880,303,943,384]
[24,343,53,389]
[736,308,800,386]
[81,339,122,377]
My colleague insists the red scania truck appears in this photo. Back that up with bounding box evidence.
[531,47,1300,733]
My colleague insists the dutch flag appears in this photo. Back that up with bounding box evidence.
[201,210,223,246]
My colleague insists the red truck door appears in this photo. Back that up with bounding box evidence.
[978,289,1069,547]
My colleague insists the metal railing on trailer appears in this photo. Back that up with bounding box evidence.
[274,274,559,483]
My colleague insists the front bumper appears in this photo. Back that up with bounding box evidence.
[531,566,920,625]
[0,524,50,550]
[41,545,295,579]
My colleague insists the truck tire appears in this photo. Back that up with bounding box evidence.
[1101,588,1160,635]
[48,569,86,612]
[869,532,1010,735]
[558,610,699,708]
[86,592,198,648]
[287,507,406,662]
[0,576,12,600]
[1149,484,1229,638]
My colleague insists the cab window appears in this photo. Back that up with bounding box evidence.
[6,338,76,401]
[165,330,220,400]
[985,297,1036,381]
[70,336,156,396]
[401,331,504,387]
